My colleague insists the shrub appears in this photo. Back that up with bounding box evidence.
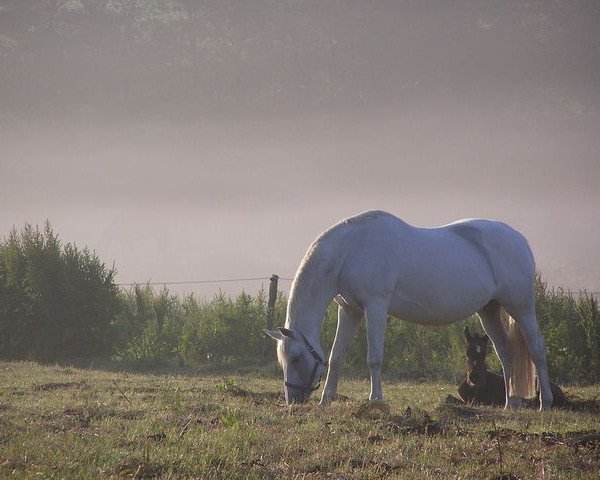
[112,285,183,363]
[536,275,600,384]
[177,291,268,365]
[0,222,119,361]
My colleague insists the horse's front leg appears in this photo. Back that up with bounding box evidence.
[364,301,389,401]
[320,304,361,404]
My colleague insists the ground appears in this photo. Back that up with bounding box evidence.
[0,361,598,479]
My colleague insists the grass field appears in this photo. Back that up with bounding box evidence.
[0,361,598,479]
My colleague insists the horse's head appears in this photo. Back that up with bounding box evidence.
[265,327,327,404]
[464,326,490,387]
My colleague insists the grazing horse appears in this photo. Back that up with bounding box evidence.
[459,326,567,407]
[265,210,553,410]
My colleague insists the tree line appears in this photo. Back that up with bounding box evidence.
[2,0,594,123]
[0,223,598,384]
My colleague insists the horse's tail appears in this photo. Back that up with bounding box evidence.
[506,316,537,399]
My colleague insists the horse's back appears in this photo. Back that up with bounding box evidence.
[337,212,533,272]
[331,212,536,322]
[445,219,534,269]
[443,219,536,307]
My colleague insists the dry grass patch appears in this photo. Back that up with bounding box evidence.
[0,362,598,479]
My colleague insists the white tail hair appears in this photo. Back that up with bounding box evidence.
[506,316,536,399]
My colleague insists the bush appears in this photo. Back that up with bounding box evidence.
[536,275,600,384]
[178,291,268,365]
[0,222,119,361]
[115,288,278,366]
[112,285,184,363]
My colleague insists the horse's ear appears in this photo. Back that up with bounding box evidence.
[264,329,284,341]
[464,326,472,342]
[263,328,297,341]
[278,327,296,339]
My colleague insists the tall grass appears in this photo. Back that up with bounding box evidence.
[114,277,599,385]
[535,275,600,384]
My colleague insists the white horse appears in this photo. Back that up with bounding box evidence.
[266,210,553,410]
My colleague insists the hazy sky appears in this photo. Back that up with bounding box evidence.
[1,1,599,298]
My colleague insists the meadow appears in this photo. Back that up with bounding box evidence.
[1,225,599,479]
[0,361,598,480]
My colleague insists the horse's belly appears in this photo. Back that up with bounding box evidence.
[388,292,485,326]
[386,245,497,325]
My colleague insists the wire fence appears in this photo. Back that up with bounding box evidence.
[545,289,600,297]
[116,276,294,287]
[116,276,598,297]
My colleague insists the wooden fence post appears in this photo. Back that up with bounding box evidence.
[264,274,279,359]
[267,274,279,331]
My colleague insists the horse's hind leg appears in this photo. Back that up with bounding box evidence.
[320,302,361,405]
[477,301,518,408]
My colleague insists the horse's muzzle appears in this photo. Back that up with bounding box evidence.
[284,376,321,404]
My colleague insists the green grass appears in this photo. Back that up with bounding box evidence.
[0,361,598,479]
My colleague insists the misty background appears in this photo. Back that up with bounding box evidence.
[1,0,599,298]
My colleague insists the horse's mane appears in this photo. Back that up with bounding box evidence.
[287,229,340,325]
[286,210,400,330]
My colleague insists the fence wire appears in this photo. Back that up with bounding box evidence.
[116,276,294,287]
[116,277,597,297]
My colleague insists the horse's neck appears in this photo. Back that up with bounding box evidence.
[286,259,337,341]
[285,223,352,341]
[287,284,335,341]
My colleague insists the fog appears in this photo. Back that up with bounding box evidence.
[1,1,599,298]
